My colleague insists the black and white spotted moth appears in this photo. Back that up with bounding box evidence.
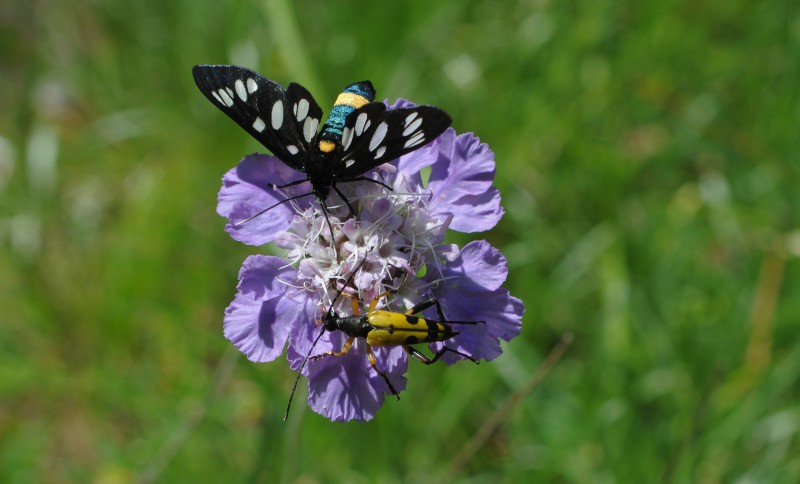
[192,65,452,235]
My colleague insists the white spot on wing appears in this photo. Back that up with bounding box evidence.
[247,78,258,93]
[218,89,234,107]
[403,117,423,136]
[303,117,318,143]
[342,127,353,150]
[405,112,418,125]
[296,99,309,121]
[376,146,386,159]
[355,112,369,136]
[235,79,247,101]
[344,159,356,168]
[403,132,425,148]
[271,100,284,130]
[211,91,223,105]
[287,145,299,155]
[369,122,388,151]
[252,117,266,132]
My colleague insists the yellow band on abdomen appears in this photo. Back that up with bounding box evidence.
[335,92,370,109]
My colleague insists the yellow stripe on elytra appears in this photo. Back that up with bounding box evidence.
[335,92,370,109]
[366,311,430,346]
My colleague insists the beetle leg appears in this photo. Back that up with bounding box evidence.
[369,290,397,313]
[405,297,485,326]
[404,298,439,318]
[366,343,400,400]
[403,345,480,365]
[310,336,355,360]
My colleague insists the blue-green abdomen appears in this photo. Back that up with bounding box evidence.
[318,81,376,148]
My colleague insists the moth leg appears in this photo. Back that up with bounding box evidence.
[348,176,393,192]
[332,184,357,218]
[274,178,310,189]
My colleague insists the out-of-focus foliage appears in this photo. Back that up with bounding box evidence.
[1,0,799,482]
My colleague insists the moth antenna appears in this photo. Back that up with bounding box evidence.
[232,191,314,228]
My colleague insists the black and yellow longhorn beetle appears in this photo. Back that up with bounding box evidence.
[284,277,484,420]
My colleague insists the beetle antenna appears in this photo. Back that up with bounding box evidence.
[319,202,340,261]
[325,252,370,314]
[284,327,327,421]
[283,253,369,420]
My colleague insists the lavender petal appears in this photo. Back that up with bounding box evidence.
[217,154,313,246]
[306,344,407,421]
[224,255,316,362]
[428,240,524,363]
[427,131,504,233]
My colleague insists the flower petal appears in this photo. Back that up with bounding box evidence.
[386,99,417,110]
[223,293,289,362]
[428,240,524,363]
[306,343,407,421]
[431,239,509,292]
[429,289,524,363]
[217,154,313,246]
[286,320,342,372]
[427,130,504,232]
[237,254,297,300]
[224,255,316,363]
[394,142,441,186]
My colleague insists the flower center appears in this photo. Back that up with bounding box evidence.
[275,173,447,315]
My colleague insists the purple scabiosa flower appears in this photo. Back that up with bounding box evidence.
[219,100,524,421]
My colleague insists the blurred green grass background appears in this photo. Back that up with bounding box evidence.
[2,0,799,482]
